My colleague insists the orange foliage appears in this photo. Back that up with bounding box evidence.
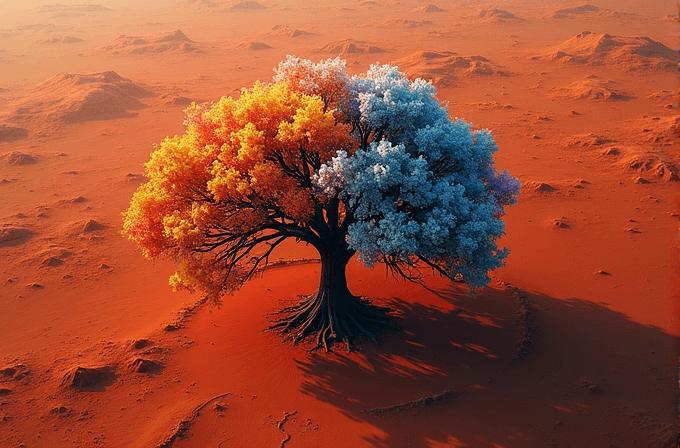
[123,81,353,296]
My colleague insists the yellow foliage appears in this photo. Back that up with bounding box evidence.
[122,79,354,296]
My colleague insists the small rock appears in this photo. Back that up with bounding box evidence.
[594,270,611,275]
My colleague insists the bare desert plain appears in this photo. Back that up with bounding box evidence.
[1,0,679,446]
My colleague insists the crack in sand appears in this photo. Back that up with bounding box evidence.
[275,410,297,448]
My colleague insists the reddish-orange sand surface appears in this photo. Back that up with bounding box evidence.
[1,1,679,446]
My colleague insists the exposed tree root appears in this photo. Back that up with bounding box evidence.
[361,389,456,417]
[268,291,394,352]
[156,392,232,448]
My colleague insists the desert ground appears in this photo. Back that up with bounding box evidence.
[1,0,679,446]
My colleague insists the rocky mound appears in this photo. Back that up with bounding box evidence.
[104,30,202,55]
[473,9,523,22]
[549,79,632,101]
[230,1,266,10]
[532,31,676,71]
[1,151,37,165]
[157,94,194,107]
[378,18,432,28]
[567,133,617,147]
[413,4,445,13]
[238,41,273,51]
[266,25,314,38]
[61,366,116,391]
[617,151,679,182]
[394,50,510,88]
[0,227,33,247]
[38,36,84,44]
[0,126,28,142]
[551,4,639,20]
[319,39,387,55]
[6,71,154,125]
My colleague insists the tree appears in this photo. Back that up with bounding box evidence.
[122,56,520,351]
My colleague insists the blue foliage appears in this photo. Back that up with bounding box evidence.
[309,61,520,289]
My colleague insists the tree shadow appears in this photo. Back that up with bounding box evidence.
[294,284,679,447]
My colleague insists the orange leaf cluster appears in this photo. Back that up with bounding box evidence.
[123,81,353,293]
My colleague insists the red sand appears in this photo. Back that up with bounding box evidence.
[0,1,678,447]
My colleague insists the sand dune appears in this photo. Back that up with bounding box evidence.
[551,4,639,20]
[37,36,84,44]
[394,50,509,87]
[230,1,266,10]
[104,30,203,55]
[0,126,29,143]
[319,39,387,55]
[0,151,37,165]
[473,9,523,22]
[238,41,273,50]
[532,31,676,71]
[2,71,154,126]
[617,150,679,182]
[378,18,432,28]
[522,179,590,197]
[549,79,632,101]
[412,4,445,13]
[0,227,33,247]
[266,25,314,38]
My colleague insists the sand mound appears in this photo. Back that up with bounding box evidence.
[230,1,266,10]
[0,364,29,381]
[266,25,314,38]
[532,31,676,71]
[522,179,590,197]
[319,39,387,55]
[567,133,616,147]
[523,181,557,193]
[646,90,676,104]
[550,79,632,101]
[104,30,202,55]
[618,153,679,182]
[6,71,153,126]
[128,358,164,374]
[38,35,84,44]
[636,115,680,147]
[238,41,273,51]
[394,50,509,88]
[1,151,37,165]
[552,4,600,18]
[551,5,639,20]
[378,18,432,28]
[0,124,28,142]
[61,366,116,391]
[83,219,107,232]
[0,227,33,247]
[157,93,194,106]
[129,338,152,350]
[473,9,523,22]
[413,4,446,13]
[0,124,28,143]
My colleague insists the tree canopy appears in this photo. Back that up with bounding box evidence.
[123,56,520,350]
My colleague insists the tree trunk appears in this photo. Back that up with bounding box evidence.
[269,248,392,352]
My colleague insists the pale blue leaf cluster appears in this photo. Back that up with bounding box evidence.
[306,61,519,289]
